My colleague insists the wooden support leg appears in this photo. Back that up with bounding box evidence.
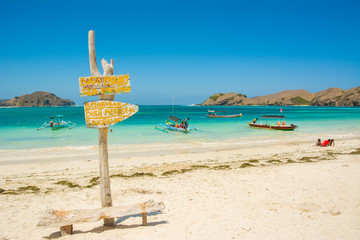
[141,202,147,226]
[142,212,147,226]
[60,225,73,236]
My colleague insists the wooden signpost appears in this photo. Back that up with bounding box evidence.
[37,30,164,237]
[82,30,139,227]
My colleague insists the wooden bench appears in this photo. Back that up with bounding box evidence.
[37,200,165,236]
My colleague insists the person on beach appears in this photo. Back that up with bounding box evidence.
[49,120,54,127]
[321,139,335,147]
[314,139,322,146]
[183,118,190,129]
[282,120,286,126]
[321,139,330,147]
[253,118,258,123]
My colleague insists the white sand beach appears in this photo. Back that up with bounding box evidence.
[0,138,359,240]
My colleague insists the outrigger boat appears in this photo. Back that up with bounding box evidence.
[37,115,76,130]
[248,115,298,131]
[207,110,242,118]
[155,116,197,133]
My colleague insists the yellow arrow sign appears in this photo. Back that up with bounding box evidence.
[79,74,131,97]
[84,100,138,128]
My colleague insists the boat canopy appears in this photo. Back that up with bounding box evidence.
[50,115,64,119]
[168,116,182,122]
[260,115,285,118]
[208,110,226,113]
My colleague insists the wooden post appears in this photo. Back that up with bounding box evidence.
[88,30,115,227]
[141,202,147,226]
[60,225,73,236]
[98,128,114,227]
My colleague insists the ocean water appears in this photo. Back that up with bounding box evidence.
[0,105,359,150]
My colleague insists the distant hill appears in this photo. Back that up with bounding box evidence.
[200,87,360,106]
[0,91,75,107]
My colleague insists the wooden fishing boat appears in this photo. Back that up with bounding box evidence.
[155,116,197,133]
[38,115,76,130]
[207,110,242,118]
[248,115,298,131]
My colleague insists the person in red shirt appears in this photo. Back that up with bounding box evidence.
[321,139,331,147]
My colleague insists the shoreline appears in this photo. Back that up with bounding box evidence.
[1,133,359,165]
[1,137,359,189]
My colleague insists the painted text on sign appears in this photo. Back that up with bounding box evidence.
[84,100,138,128]
[79,75,131,97]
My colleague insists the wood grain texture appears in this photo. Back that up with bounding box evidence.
[37,200,165,227]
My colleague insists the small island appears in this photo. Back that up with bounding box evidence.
[200,87,360,106]
[0,91,75,107]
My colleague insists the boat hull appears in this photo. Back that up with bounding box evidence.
[207,114,242,118]
[51,124,67,130]
[154,123,188,133]
[248,122,297,131]
[165,125,188,132]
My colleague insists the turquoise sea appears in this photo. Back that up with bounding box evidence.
[0,106,360,150]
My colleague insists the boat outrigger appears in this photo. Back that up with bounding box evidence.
[37,115,76,130]
[207,110,242,118]
[248,115,298,131]
[155,116,197,133]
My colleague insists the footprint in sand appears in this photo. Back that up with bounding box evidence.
[322,209,342,216]
[298,202,321,213]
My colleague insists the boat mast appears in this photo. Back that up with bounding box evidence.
[171,96,174,115]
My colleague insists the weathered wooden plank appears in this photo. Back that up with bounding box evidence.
[37,200,165,227]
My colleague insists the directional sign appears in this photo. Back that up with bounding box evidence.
[84,100,138,128]
[79,74,131,97]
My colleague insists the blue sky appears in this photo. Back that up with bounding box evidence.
[1,0,359,105]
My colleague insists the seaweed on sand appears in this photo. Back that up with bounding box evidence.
[240,163,255,168]
[111,172,156,178]
[55,180,81,188]
[17,185,40,193]
[161,170,180,176]
[213,165,231,170]
[191,165,210,169]
[349,148,360,155]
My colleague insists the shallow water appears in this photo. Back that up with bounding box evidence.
[0,105,359,150]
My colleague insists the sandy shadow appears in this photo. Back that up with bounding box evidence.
[115,210,163,224]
